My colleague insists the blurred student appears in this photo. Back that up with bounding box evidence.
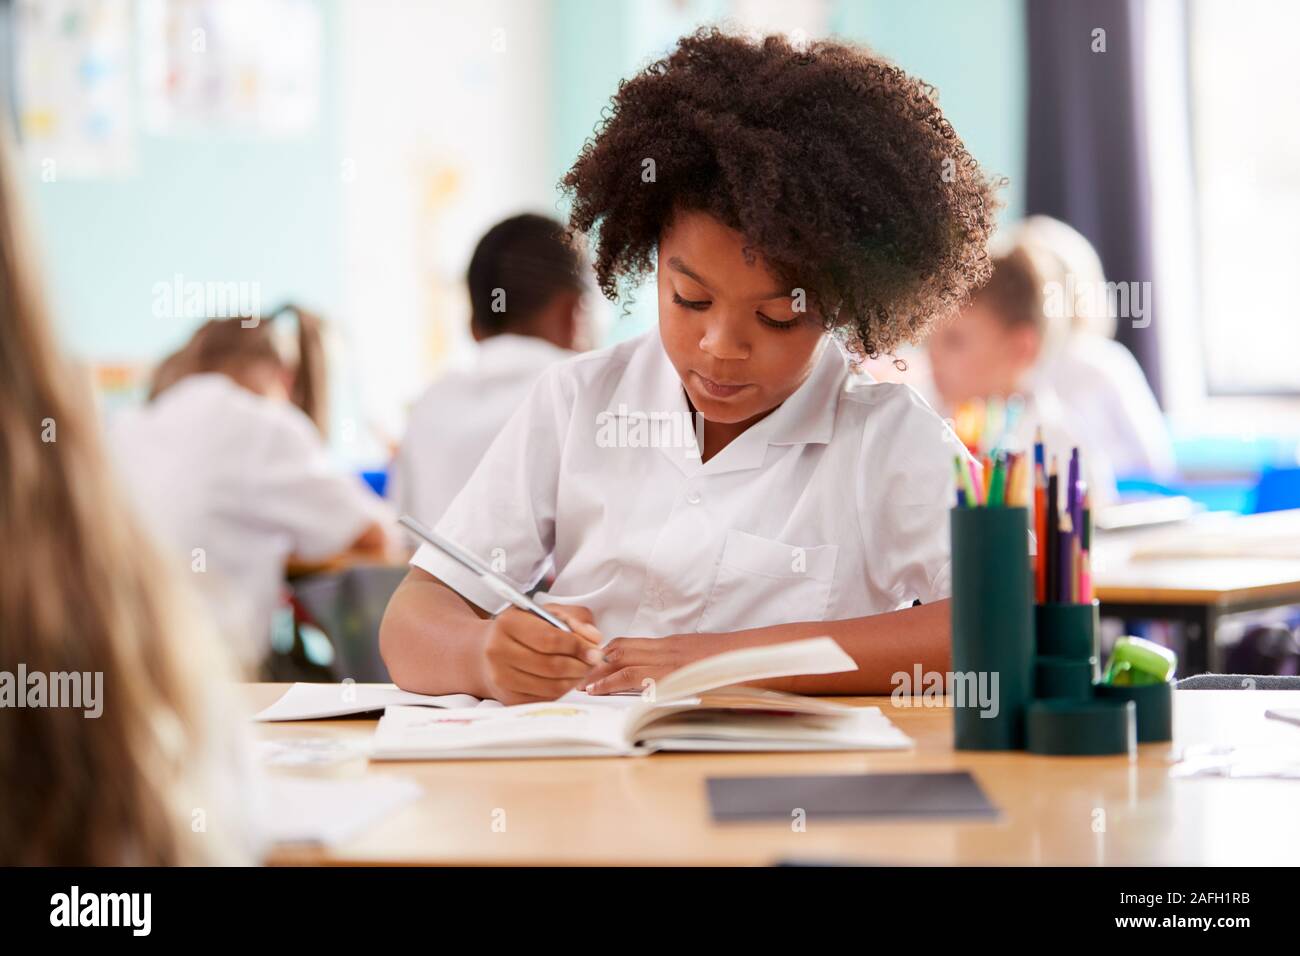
[928,242,1118,503]
[110,308,394,669]
[0,134,250,864]
[1016,216,1175,479]
[389,213,586,526]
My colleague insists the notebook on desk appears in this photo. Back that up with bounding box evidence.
[369,637,911,760]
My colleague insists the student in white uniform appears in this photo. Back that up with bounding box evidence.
[927,244,1119,505]
[380,30,999,703]
[388,214,586,526]
[111,308,394,670]
[1016,216,1175,479]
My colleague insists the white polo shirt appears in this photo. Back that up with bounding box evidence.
[411,328,962,639]
[389,334,573,526]
[109,374,392,665]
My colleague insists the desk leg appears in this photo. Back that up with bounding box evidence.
[1184,606,1217,674]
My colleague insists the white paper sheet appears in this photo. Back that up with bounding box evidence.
[260,776,421,845]
[253,682,643,722]
[253,682,500,721]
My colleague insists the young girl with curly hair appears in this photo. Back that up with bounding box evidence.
[381,28,999,702]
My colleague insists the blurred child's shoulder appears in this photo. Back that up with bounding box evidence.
[841,365,946,423]
[183,372,319,440]
[838,368,961,462]
[547,331,651,393]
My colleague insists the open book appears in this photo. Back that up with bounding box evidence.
[371,637,911,760]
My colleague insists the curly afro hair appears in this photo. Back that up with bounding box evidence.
[562,28,1001,359]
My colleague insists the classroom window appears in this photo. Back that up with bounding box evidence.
[1189,0,1300,396]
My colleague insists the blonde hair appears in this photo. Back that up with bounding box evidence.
[150,305,330,435]
[1010,215,1113,338]
[0,134,248,864]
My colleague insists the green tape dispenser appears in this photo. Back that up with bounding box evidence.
[1102,636,1177,687]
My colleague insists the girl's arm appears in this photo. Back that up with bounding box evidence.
[584,599,951,696]
[379,567,604,703]
[750,600,950,695]
[379,568,494,698]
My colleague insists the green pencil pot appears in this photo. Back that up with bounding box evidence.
[950,507,1035,751]
[1095,680,1174,743]
[1026,699,1137,756]
[1036,601,1100,666]
[1035,655,1096,700]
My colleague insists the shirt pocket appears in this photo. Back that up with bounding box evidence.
[696,529,838,632]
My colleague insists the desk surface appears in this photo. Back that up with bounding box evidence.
[248,684,1300,866]
[1094,556,1300,605]
[1093,511,1300,606]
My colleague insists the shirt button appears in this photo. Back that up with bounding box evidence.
[686,491,702,505]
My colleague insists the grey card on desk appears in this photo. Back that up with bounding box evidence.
[706,772,998,822]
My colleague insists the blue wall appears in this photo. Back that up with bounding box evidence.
[26,0,1026,360]
[22,0,344,364]
[831,0,1026,220]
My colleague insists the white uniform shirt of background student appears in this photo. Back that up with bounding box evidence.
[110,373,391,666]
[389,333,572,526]
[410,326,964,640]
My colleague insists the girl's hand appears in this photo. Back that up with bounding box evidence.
[480,604,604,705]
[583,633,730,697]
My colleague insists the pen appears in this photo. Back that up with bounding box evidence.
[398,515,573,632]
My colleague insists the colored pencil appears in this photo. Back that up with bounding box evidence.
[1080,488,1093,601]
[988,453,1006,507]
[1046,460,1059,603]
[1004,452,1021,507]
[1058,510,1074,605]
[1034,468,1047,602]
[1067,447,1081,530]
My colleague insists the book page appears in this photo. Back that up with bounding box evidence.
[636,707,911,751]
[650,637,855,702]
[253,683,639,722]
[372,700,633,757]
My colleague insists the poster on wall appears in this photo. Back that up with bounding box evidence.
[13,0,135,179]
[138,0,321,137]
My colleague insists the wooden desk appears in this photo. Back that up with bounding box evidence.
[248,683,1300,866]
[1093,516,1300,673]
